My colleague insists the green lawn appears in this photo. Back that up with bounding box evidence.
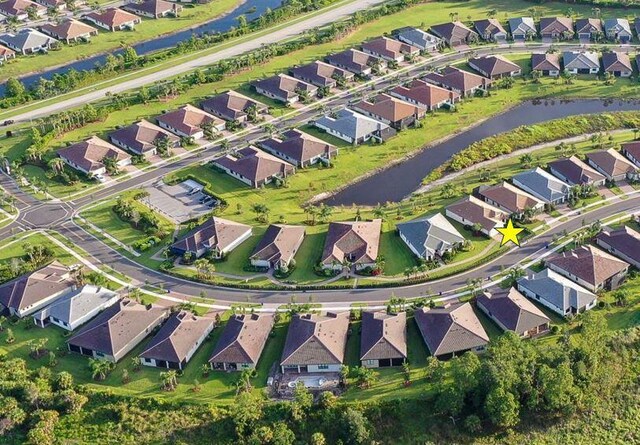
[0,232,76,266]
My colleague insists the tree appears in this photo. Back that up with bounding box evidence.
[339,408,370,445]
[318,203,333,223]
[231,392,264,439]
[55,371,74,390]
[613,290,628,307]
[354,366,377,389]
[160,370,178,391]
[505,266,526,287]
[5,78,26,99]
[89,358,113,381]
[235,368,255,394]
[484,385,520,428]
[0,396,26,435]
[310,432,327,445]
[291,383,313,421]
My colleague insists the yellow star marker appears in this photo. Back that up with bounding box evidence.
[496,219,524,247]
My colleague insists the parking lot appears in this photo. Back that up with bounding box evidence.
[141,179,218,223]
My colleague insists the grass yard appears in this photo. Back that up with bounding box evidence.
[0,232,77,266]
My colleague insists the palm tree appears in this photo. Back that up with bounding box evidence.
[0,315,5,332]
[373,205,385,220]
[89,358,113,381]
[48,157,65,174]
[506,266,526,287]
[318,204,333,223]
[160,370,178,391]
[193,258,209,279]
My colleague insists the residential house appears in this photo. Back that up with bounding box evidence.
[468,54,522,79]
[621,140,640,167]
[40,19,98,44]
[586,148,638,181]
[508,17,536,41]
[511,167,571,204]
[360,36,419,63]
[575,18,603,41]
[123,0,181,19]
[0,45,15,63]
[473,18,507,42]
[445,195,508,237]
[397,213,465,260]
[423,66,491,97]
[0,28,57,54]
[201,90,268,124]
[57,136,132,176]
[280,312,350,373]
[84,8,141,31]
[546,245,629,292]
[67,300,168,363]
[209,313,274,371]
[33,0,66,11]
[414,302,489,360]
[547,155,606,186]
[392,26,441,52]
[258,129,337,167]
[140,311,214,370]
[429,21,478,47]
[109,119,180,157]
[351,93,426,130]
[156,104,224,139]
[517,268,597,317]
[213,146,295,188]
[321,219,382,270]
[476,288,550,338]
[531,52,562,76]
[325,48,386,77]
[0,0,45,20]
[252,73,317,104]
[249,224,305,269]
[562,51,600,74]
[388,79,459,111]
[314,108,394,145]
[604,18,632,42]
[170,216,252,259]
[635,17,640,38]
[476,181,544,218]
[360,311,407,368]
[32,284,119,330]
[602,51,633,77]
[289,60,354,88]
[0,261,75,318]
[538,17,574,40]
[596,225,640,269]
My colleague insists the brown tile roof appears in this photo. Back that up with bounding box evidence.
[360,311,407,361]
[0,261,74,313]
[215,146,295,185]
[123,0,177,16]
[548,155,605,185]
[477,288,550,335]
[622,141,640,161]
[546,245,629,287]
[209,313,274,365]
[40,19,97,41]
[531,53,561,71]
[171,216,251,254]
[140,311,214,363]
[259,129,337,165]
[109,119,179,154]
[539,17,574,35]
[587,149,637,178]
[252,73,317,100]
[321,219,382,266]
[0,0,44,16]
[200,90,267,121]
[430,21,476,42]
[0,44,15,58]
[361,36,419,60]
[353,93,425,123]
[57,136,131,173]
[474,18,506,37]
[446,195,508,232]
[424,66,491,93]
[156,104,222,137]
[602,51,633,72]
[281,312,350,366]
[477,181,543,214]
[250,224,305,265]
[575,18,603,34]
[414,302,489,357]
[389,79,459,109]
[85,8,140,28]
[325,48,383,74]
[289,60,354,87]
[469,55,521,77]
[596,226,640,265]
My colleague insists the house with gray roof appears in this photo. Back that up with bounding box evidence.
[604,18,632,42]
[170,216,251,259]
[429,21,478,47]
[586,148,638,181]
[140,311,215,370]
[602,51,633,77]
[280,312,349,373]
[32,284,119,330]
[562,51,600,75]
[511,167,571,204]
[360,311,407,368]
[531,53,562,76]
[547,155,606,186]
[209,313,274,371]
[517,268,597,317]
[414,302,489,360]
[258,129,337,167]
[397,213,465,260]
[0,28,57,54]
[473,18,507,42]
[476,288,550,338]
[392,27,441,51]
[575,18,603,41]
[596,225,640,269]
[314,108,394,145]
[508,17,536,41]
[250,224,305,269]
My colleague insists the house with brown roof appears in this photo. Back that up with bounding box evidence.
[602,51,633,77]
[0,0,45,20]
[252,73,317,104]
[201,90,268,124]
[586,148,638,181]
[596,226,640,269]
[531,52,562,76]
[213,146,296,188]
[140,311,214,370]
[33,0,66,11]
[351,93,425,130]
[473,18,507,42]
[258,129,337,167]
[170,216,252,259]
[622,141,640,167]
[424,66,491,97]
[546,245,629,292]
[360,311,406,368]
[325,48,386,77]
[209,313,274,371]
[57,136,132,176]
[575,18,603,41]
[0,45,15,63]
[430,21,478,47]
[468,55,522,79]
[538,17,574,40]
[123,0,181,19]
[109,119,180,157]
[361,36,419,63]
[280,312,349,373]
[547,155,606,186]
[40,19,98,44]
[321,219,382,270]
[388,79,459,111]
[0,261,75,318]
[289,60,354,89]
[156,104,224,139]
[414,302,489,360]
[477,181,545,218]
[477,288,550,338]
[67,300,168,363]
[84,8,141,31]
[445,195,508,237]
[250,224,305,269]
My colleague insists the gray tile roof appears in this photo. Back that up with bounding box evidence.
[563,51,600,70]
[360,311,407,361]
[512,167,570,202]
[209,313,274,365]
[508,17,536,35]
[397,213,465,258]
[604,18,632,35]
[476,288,550,335]
[392,27,441,49]
[0,28,57,53]
[315,108,389,141]
[281,312,349,366]
[517,268,596,313]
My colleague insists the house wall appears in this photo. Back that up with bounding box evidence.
[211,361,255,371]
[444,208,495,237]
[215,163,257,187]
[60,156,103,176]
[15,287,75,318]
[111,314,166,362]
[157,119,203,140]
[623,149,640,168]
[255,86,294,104]
[220,228,252,256]
[516,284,567,317]
[281,363,342,373]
